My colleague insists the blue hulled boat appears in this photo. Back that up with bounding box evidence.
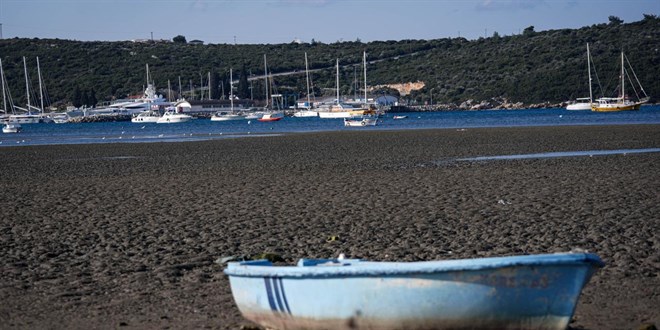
[225,252,603,330]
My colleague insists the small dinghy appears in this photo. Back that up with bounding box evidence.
[225,252,603,330]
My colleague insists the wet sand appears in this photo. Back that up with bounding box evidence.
[0,124,658,329]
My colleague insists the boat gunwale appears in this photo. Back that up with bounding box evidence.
[224,252,604,278]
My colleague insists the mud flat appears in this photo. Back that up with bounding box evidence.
[0,125,658,329]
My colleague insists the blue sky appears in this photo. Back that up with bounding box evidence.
[0,0,657,44]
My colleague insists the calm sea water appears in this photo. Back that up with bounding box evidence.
[2,106,659,147]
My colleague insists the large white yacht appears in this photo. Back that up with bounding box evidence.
[90,83,171,116]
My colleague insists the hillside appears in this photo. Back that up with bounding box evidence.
[0,15,658,110]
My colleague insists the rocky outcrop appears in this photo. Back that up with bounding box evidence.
[68,115,132,123]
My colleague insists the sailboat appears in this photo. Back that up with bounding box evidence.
[591,51,649,112]
[1,59,22,133]
[343,52,378,127]
[211,68,245,121]
[566,44,594,110]
[292,53,318,117]
[318,59,362,119]
[0,58,13,121]
[257,54,284,122]
[9,57,49,124]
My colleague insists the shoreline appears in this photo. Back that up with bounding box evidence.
[1,125,658,329]
[2,121,660,149]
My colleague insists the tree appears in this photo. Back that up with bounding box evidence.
[523,26,535,36]
[608,16,623,25]
[173,35,187,43]
[89,88,98,107]
[72,86,82,108]
[81,90,90,107]
[209,71,220,100]
[237,63,250,99]
[643,14,657,21]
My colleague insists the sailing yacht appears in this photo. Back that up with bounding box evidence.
[211,68,245,121]
[318,59,363,119]
[566,44,594,110]
[591,51,649,112]
[338,52,378,125]
[9,57,50,124]
[293,53,318,118]
[257,54,284,121]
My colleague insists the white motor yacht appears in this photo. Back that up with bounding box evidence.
[132,110,161,123]
[157,109,192,123]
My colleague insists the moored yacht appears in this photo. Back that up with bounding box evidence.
[157,108,192,123]
[591,51,649,112]
[211,111,244,121]
[2,122,22,133]
[131,110,161,123]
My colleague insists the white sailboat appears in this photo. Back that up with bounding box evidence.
[258,54,284,121]
[0,59,19,132]
[566,44,594,110]
[318,59,361,119]
[9,57,46,124]
[341,52,378,127]
[0,58,13,121]
[293,52,318,118]
[211,68,245,121]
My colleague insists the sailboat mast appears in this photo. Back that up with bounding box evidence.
[587,43,592,103]
[190,79,194,100]
[37,57,44,114]
[230,68,234,111]
[620,51,625,100]
[363,51,367,104]
[178,76,182,99]
[0,58,6,113]
[167,79,171,102]
[23,56,30,112]
[335,59,339,104]
[305,52,311,108]
[264,54,269,108]
[146,64,150,85]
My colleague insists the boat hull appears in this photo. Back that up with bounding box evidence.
[292,110,318,118]
[318,111,352,119]
[225,253,603,330]
[211,115,244,121]
[157,117,191,123]
[591,103,642,112]
[257,117,282,122]
[344,118,377,127]
[566,103,592,110]
[131,116,160,123]
[2,124,22,133]
[8,115,43,124]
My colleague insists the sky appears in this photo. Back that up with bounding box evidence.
[0,0,657,44]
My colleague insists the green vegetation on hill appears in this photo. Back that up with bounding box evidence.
[0,15,658,109]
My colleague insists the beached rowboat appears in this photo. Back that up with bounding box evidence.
[225,252,603,330]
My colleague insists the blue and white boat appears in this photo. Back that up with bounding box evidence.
[225,252,603,330]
